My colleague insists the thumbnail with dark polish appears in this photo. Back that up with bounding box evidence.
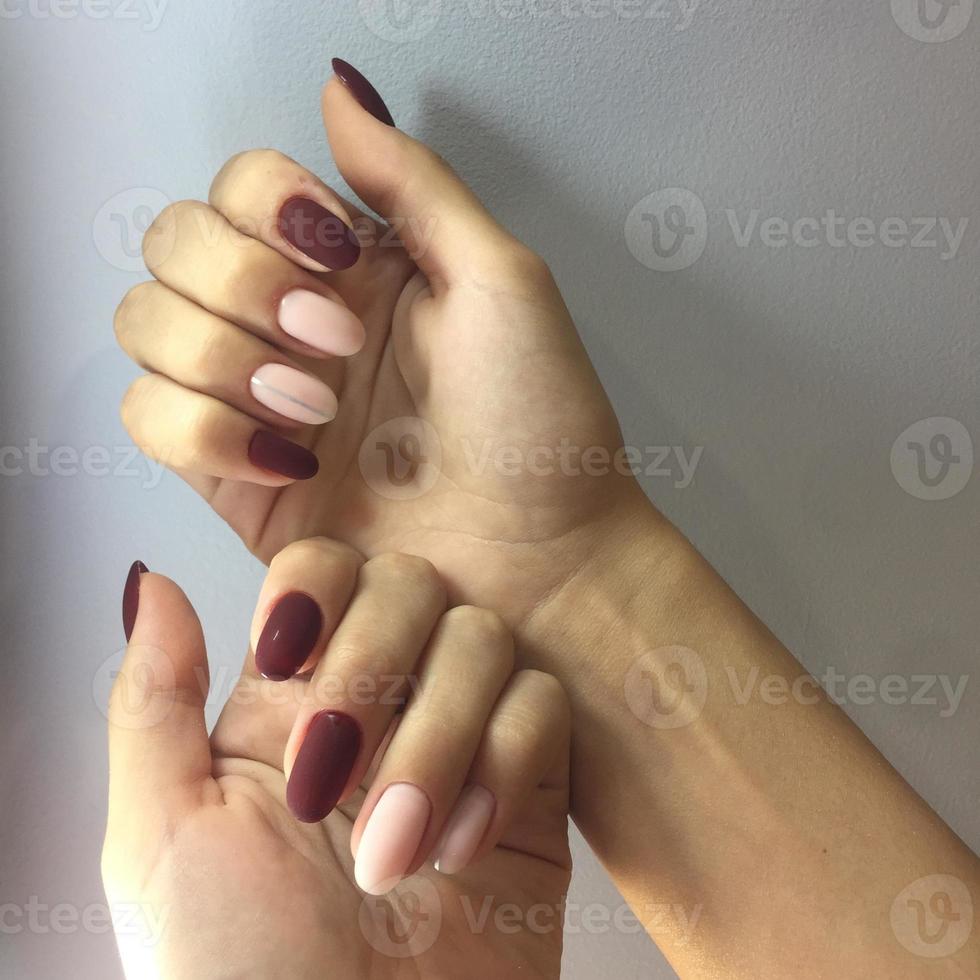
[278,197,361,271]
[255,592,323,681]
[287,711,362,822]
[248,430,319,481]
[122,560,148,642]
[331,58,396,127]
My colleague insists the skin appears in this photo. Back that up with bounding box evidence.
[113,74,980,976]
[103,543,571,980]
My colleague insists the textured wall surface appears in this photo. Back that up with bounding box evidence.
[0,2,977,977]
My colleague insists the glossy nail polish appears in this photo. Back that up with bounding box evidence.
[433,785,496,875]
[278,197,361,271]
[122,560,148,641]
[248,430,319,480]
[354,783,431,895]
[255,592,323,681]
[250,364,338,426]
[278,289,367,357]
[331,58,396,127]
[287,711,362,822]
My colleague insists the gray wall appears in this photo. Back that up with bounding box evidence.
[1,2,977,977]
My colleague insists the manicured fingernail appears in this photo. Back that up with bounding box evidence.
[122,560,148,642]
[287,711,361,822]
[255,592,323,681]
[432,786,496,876]
[248,430,319,480]
[278,197,361,271]
[331,58,396,127]
[278,289,366,357]
[250,364,338,426]
[354,783,431,895]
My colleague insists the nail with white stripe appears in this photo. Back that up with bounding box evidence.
[250,364,338,425]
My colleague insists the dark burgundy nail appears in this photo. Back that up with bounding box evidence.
[278,197,361,271]
[255,592,323,681]
[287,711,362,822]
[122,560,148,642]
[248,430,319,481]
[331,58,396,127]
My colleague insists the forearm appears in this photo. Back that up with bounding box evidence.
[523,504,979,978]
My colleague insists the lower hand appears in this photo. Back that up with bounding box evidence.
[102,539,571,980]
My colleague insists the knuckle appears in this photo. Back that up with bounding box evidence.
[175,401,219,466]
[211,148,292,200]
[113,281,157,346]
[142,199,204,270]
[183,332,223,388]
[119,375,153,434]
[443,605,512,654]
[365,552,444,597]
[272,537,363,575]
[520,670,570,730]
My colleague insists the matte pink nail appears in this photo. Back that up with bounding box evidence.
[250,364,337,425]
[354,783,431,895]
[433,786,496,875]
[278,289,366,356]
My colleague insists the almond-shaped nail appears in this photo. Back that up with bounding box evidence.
[255,592,323,681]
[250,364,338,425]
[278,197,360,271]
[433,785,496,876]
[122,560,148,641]
[278,289,366,357]
[248,430,319,480]
[287,711,362,822]
[354,783,431,895]
[331,58,395,127]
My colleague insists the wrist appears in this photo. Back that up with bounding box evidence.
[517,496,692,678]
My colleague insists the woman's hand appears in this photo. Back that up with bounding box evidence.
[102,539,571,980]
[113,60,651,633]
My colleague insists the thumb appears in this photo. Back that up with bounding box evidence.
[108,563,212,812]
[323,59,520,287]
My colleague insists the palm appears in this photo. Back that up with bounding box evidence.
[155,676,571,979]
[198,243,632,619]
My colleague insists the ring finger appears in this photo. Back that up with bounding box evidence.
[115,281,341,428]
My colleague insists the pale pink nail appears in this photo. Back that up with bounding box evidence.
[354,783,431,896]
[250,364,338,425]
[278,289,366,356]
[432,786,495,876]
